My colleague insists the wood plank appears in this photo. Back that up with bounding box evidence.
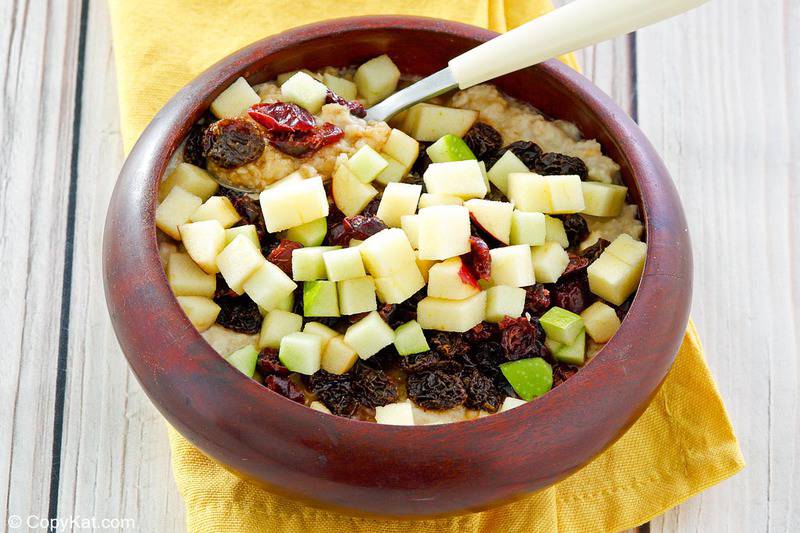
[0,0,82,526]
[637,1,799,531]
[51,0,186,531]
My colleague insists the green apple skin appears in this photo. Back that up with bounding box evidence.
[500,358,553,401]
[302,281,340,317]
[426,134,476,163]
[540,306,584,344]
[285,217,327,247]
[224,345,259,378]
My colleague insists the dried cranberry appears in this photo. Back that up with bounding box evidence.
[308,370,359,417]
[559,214,590,248]
[362,196,381,217]
[462,236,492,281]
[463,123,502,160]
[533,152,588,180]
[183,124,207,167]
[407,370,467,411]
[352,364,398,407]
[267,239,303,276]
[429,332,471,359]
[580,238,610,263]
[488,140,543,169]
[464,323,499,343]
[325,89,367,118]
[329,215,387,247]
[499,316,546,361]
[263,375,305,403]
[269,122,344,157]
[202,119,265,168]
[552,363,579,387]
[550,276,592,314]
[256,348,290,376]
[461,368,502,412]
[214,294,262,334]
[524,284,551,316]
[248,102,316,132]
[562,253,590,278]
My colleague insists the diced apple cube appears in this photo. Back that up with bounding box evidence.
[159,163,218,202]
[417,193,463,209]
[302,281,340,317]
[489,245,535,287]
[167,253,216,297]
[423,160,487,200]
[276,69,320,85]
[487,151,529,196]
[374,155,407,185]
[510,211,546,246]
[605,233,647,268]
[485,285,527,323]
[374,265,425,304]
[225,225,259,248]
[587,251,643,305]
[303,322,339,347]
[280,71,328,114]
[403,103,478,142]
[416,290,487,332]
[427,257,480,300]
[323,73,357,101]
[259,175,329,232]
[400,215,420,249]
[548,175,585,214]
[346,145,388,183]
[337,276,378,315]
[176,296,220,332]
[508,173,551,213]
[274,291,295,312]
[415,252,436,283]
[500,396,528,412]
[243,260,297,310]
[464,199,514,244]
[285,217,327,247]
[381,128,419,168]
[344,311,395,359]
[210,77,260,118]
[581,182,628,217]
[310,401,332,414]
[417,206,471,260]
[258,310,303,349]
[544,215,569,248]
[531,242,569,283]
[393,320,430,356]
[376,182,422,227]
[216,234,265,293]
[375,401,415,426]
[355,54,401,105]
[426,134,476,163]
[331,160,379,217]
[292,246,340,281]
[279,332,322,375]
[225,345,259,378]
[581,301,621,343]
[178,220,226,274]
[156,186,203,240]
[190,196,241,228]
[541,306,584,344]
[359,228,417,277]
[322,247,366,282]
[321,336,359,374]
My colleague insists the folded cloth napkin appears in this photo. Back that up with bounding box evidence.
[109,1,744,531]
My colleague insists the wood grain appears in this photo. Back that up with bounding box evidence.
[0,0,82,527]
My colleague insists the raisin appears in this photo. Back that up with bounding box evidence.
[248,102,316,132]
[499,316,547,361]
[580,238,610,263]
[202,119,265,169]
[562,253,590,278]
[308,370,359,417]
[329,215,387,247]
[183,124,207,167]
[552,363,579,387]
[533,152,588,180]
[263,375,305,403]
[550,276,593,314]
[464,322,499,343]
[360,346,398,372]
[213,274,239,300]
[488,140,543,169]
[214,294,262,334]
[267,239,303,276]
[411,148,433,176]
[559,214,589,248]
[461,368,502,412]
[462,236,492,281]
[463,122,502,160]
[219,187,270,245]
[400,351,457,374]
[256,348,289,376]
[615,297,634,320]
[484,186,508,202]
[407,370,467,411]
[325,89,367,118]
[429,332,470,359]
[524,284,551,316]
[352,364,398,407]
[378,303,416,330]
[404,171,426,191]
[269,122,344,157]
[462,340,504,379]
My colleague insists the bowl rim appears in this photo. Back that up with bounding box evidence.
[104,14,692,517]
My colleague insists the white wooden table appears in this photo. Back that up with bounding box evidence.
[1,1,797,531]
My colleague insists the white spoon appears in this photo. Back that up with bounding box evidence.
[365,0,710,122]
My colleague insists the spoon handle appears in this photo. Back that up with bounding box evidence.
[449,0,709,89]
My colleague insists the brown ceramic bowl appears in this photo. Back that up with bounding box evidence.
[103,16,691,518]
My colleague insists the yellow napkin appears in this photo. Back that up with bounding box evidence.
[109,1,744,531]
